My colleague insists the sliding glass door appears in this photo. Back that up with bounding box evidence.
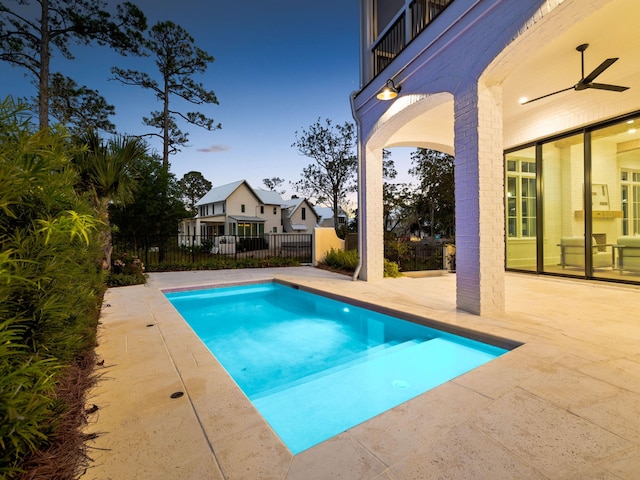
[541,134,585,276]
[591,116,640,281]
[506,112,640,283]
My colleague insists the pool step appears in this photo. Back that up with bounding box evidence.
[250,338,424,400]
[252,337,498,454]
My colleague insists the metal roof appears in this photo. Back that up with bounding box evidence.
[195,180,245,206]
[229,215,265,222]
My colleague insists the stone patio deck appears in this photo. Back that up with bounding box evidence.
[81,267,640,479]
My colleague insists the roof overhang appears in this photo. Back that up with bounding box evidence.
[229,216,265,222]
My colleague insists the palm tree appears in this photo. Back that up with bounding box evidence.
[73,131,147,269]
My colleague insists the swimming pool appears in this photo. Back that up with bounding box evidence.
[165,281,510,454]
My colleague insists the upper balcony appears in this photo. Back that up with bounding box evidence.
[365,0,454,84]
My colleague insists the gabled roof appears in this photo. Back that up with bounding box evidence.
[196,180,244,206]
[254,188,284,206]
[315,206,346,221]
[196,180,263,206]
[282,197,318,220]
[281,197,304,209]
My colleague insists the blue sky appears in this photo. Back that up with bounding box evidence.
[0,0,413,202]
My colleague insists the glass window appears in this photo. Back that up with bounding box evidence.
[302,207,306,220]
[241,204,246,213]
[505,147,536,271]
[621,170,640,235]
[237,222,265,237]
[505,155,536,239]
[260,206,264,214]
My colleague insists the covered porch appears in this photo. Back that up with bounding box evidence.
[353,0,640,314]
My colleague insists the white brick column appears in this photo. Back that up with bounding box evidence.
[454,83,505,315]
[358,146,384,281]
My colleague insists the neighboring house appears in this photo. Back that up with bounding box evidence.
[314,207,348,229]
[352,0,640,314]
[180,180,283,238]
[281,197,319,233]
[254,188,287,233]
[179,180,317,238]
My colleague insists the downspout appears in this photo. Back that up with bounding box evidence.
[350,91,363,281]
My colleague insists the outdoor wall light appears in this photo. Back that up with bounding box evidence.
[376,79,401,100]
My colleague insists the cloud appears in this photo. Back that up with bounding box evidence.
[197,145,230,153]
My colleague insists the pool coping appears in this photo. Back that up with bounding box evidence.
[82,268,640,480]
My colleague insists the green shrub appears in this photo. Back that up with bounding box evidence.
[112,252,145,276]
[107,252,147,286]
[146,256,300,272]
[0,97,104,476]
[321,248,402,277]
[0,322,61,476]
[105,273,148,287]
[384,259,402,277]
[321,248,359,272]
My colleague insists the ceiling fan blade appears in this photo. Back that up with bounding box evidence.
[521,86,574,105]
[586,82,629,92]
[582,57,618,83]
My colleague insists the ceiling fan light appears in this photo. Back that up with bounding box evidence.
[520,43,629,105]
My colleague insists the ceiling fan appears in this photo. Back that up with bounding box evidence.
[521,43,629,105]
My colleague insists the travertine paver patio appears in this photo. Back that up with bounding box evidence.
[81,267,640,479]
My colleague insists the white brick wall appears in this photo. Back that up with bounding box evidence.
[453,83,505,315]
[359,147,384,281]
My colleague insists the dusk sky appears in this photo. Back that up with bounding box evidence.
[0,0,413,202]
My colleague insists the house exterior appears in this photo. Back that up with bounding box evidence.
[281,197,319,233]
[180,180,282,238]
[315,207,348,229]
[352,0,640,314]
[179,180,318,239]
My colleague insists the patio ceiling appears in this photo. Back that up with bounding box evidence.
[498,0,640,139]
[383,0,640,152]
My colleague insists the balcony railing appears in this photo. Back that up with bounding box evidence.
[372,0,454,79]
[373,13,406,80]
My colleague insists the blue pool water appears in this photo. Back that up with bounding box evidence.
[165,282,508,454]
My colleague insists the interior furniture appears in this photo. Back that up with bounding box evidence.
[614,236,640,272]
[559,236,612,269]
